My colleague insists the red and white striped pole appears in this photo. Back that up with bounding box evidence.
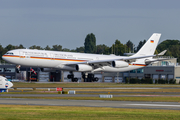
[30,68,37,75]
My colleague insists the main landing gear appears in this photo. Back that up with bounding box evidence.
[67,72,99,82]
[67,72,78,82]
[82,73,99,82]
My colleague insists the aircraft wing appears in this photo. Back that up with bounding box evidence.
[65,54,156,66]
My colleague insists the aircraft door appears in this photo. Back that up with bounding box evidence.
[19,51,25,59]
[51,53,54,60]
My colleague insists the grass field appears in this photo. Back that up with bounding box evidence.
[12,82,180,88]
[1,105,180,120]
[7,88,180,94]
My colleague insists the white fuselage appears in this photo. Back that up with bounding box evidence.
[2,49,146,72]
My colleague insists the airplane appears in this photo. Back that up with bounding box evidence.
[0,76,13,92]
[2,33,167,82]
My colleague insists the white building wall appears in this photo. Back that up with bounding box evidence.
[152,75,158,80]
[39,71,49,82]
[115,77,122,83]
[104,77,112,82]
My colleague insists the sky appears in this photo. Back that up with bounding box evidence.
[0,0,180,49]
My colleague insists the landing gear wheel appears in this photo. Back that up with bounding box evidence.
[67,72,78,82]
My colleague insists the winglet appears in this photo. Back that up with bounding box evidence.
[157,50,167,56]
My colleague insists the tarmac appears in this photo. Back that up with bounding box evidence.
[0,98,180,110]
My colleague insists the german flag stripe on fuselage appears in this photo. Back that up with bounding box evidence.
[129,64,146,66]
[30,56,86,62]
[3,55,86,62]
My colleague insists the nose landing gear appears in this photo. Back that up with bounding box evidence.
[16,65,21,73]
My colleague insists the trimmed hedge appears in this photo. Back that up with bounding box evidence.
[126,78,176,84]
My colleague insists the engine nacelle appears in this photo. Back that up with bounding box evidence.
[112,61,129,68]
[76,64,93,72]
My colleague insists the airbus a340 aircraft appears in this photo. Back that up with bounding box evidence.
[2,33,166,82]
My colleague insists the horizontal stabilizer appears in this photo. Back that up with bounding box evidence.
[157,50,167,56]
[145,58,170,64]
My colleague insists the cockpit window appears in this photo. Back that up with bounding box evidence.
[5,52,14,55]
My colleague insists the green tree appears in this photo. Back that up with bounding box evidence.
[4,44,15,51]
[109,44,115,54]
[62,48,70,52]
[126,40,134,53]
[44,45,51,50]
[52,45,62,51]
[136,40,146,52]
[70,49,76,52]
[157,40,180,53]
[96,44,110,54]
[114,39,125,56]
[3,44,16,55]
[29,45,43,50]
[75,46,84,53]
[156,39,180,62]
[84,33,96,53]
[168,45,180,61]
[0,44,4,62]
[17,44,25,49]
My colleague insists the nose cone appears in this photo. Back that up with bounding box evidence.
[8,81,13,88]
[2,55,6,60]
[2,54,14,64]
[2,55,9,62]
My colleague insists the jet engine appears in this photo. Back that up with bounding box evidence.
[76,64,93,72]
[112,61,129,68]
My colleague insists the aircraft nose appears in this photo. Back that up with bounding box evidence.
[2,54,8,61]
[8,81,13,88]
[2,55,6,60]
[2,54,12,63]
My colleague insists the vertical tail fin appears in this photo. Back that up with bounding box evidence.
[133,33,161,57]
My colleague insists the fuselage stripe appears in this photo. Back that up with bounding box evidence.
[3,55,86,62]
[129,64,147,67]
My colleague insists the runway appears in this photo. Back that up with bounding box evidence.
[1,94,180,97]
[0,98,180,110]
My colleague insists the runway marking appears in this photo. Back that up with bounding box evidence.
[128,104,180,107]
[135,95,164,96]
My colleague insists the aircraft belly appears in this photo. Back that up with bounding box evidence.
[5,57,20,65]
[14,58,60,68]
[102,66,143,72]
